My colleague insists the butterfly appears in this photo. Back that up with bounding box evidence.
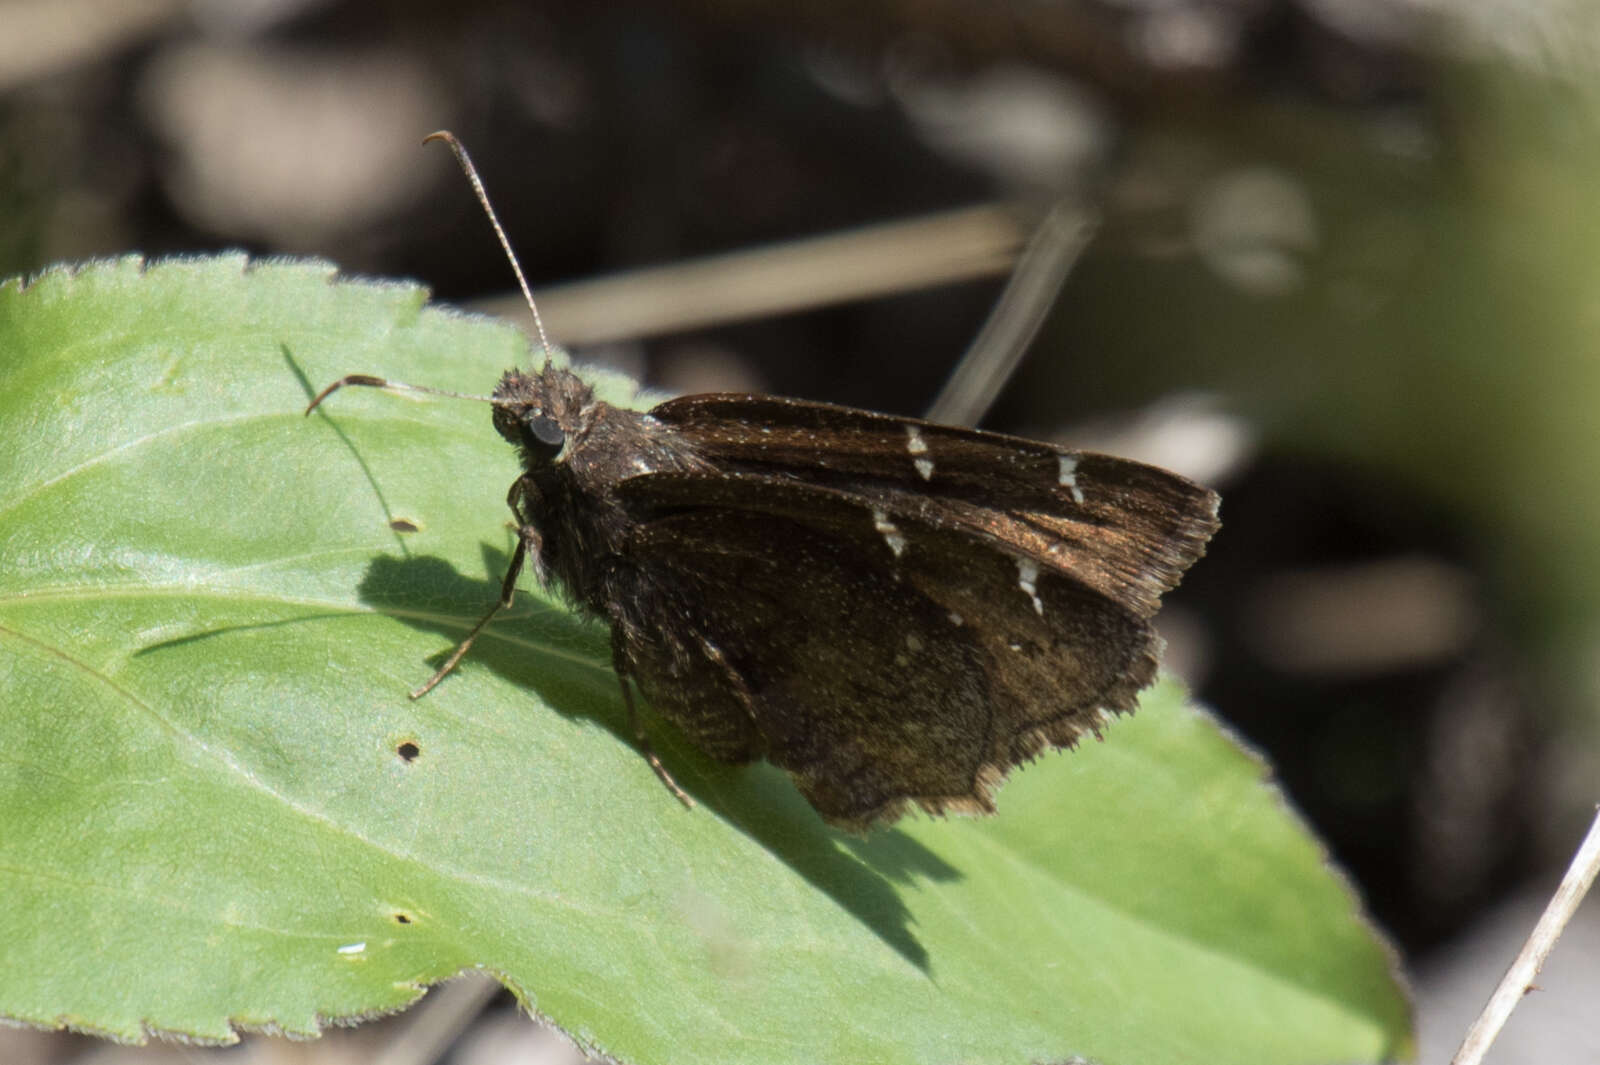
[308,132,1220,831]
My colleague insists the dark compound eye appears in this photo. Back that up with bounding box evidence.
[521,412,565,460]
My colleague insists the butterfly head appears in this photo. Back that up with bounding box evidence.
[491,363,594,468]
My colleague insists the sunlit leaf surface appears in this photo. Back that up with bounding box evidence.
[0,256,1411,1064]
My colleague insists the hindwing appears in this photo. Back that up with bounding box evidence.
[606,466,1207,830]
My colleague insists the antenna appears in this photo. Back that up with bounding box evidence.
[303,374,500,415]
[424,130,554,364]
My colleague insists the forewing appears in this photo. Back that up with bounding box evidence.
[650,393,1220,616]
[611,473,1163,830]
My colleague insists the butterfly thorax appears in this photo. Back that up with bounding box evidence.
[493,363,715,616]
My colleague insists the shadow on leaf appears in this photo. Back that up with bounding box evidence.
[358,548,961,973]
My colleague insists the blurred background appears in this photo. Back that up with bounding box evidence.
[5,0,1600,1062]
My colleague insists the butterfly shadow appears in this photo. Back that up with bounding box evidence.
[358,546,962,973]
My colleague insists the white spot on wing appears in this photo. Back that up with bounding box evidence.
[1057,454,1085,504]
[1017,558,1045,616]
[947,612,964,626]
[871,507,908,558]
[905,425,934,480]
[905,633,924,653]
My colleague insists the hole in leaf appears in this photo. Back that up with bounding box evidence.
[390,518,420,533]
[396,741,421,762]
[394,912,413,925]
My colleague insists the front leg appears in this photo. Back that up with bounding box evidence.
[409,478,544,698]
[506,475,548,588]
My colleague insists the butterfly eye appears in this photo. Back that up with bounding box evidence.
[521,412,565,460]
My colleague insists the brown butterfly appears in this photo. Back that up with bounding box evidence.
[309,132,1219,830]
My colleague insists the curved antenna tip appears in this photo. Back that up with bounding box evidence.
[424,131,554,366]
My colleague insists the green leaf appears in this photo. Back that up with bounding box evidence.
[0,255,1411,1063]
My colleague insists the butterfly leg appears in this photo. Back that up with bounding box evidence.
[409,477,543,698]
[611,631,695,810]
[409,531,533,699]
